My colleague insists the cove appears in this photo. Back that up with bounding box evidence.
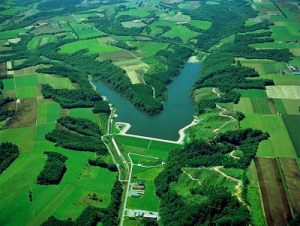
[93,60,201,141]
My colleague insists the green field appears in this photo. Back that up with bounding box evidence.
[127,166,162,211]
[59,38,121,54]
[27,35,57,50]
[69,22,105,39]
[241,114,296,158]
[282,115,300,157]
[251,98,271,114]
[189,20,212,30]
[163,25,197,43]
[0,27,28,40]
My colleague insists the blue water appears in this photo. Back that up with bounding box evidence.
[93,61,201,140]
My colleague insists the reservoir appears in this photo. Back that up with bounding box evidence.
[93,59,200,141]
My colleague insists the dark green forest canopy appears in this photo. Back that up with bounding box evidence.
[155,129,269,226]
[0,142,20,174]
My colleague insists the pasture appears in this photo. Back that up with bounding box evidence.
[27,35,57,50]
[69,23,104,39]
[255,157,291,226]
[281,99,300,114]
[0,27,28,40]
[117,7,153,18]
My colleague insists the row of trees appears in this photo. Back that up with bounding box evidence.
[45,129,107,155]
[57,116,102,137]
[154,128,268,225]
[88,157,118,172]
[37,151,68,185]
[0,142,19,174]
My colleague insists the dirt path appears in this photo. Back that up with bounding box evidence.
[211,88,236,133]
[229,150,240,160]
[182,169,202,186]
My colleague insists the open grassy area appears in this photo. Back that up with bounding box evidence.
[163,25,197,43]
[127,166,162,212]
[241,114,296,158]
[282,115,300,157]
[27,35,57,50]
[58,38,121,54]
[189,20,212,30]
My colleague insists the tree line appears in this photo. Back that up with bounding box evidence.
[0,142,20,174]
[37,151,68,185]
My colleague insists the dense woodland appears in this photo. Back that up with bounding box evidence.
[155,129,268,225]
[37,151,68,185]
[0,142,19,174]
[88,157,118,172]
[45,128,107,155]
[57,116,102,137]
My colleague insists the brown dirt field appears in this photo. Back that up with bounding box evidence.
[255,157,292,226]
[5,98,37,128]
[279,158,300,216]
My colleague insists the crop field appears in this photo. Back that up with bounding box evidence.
[69,22,105,39]
[281,99,300,114]
[272,98,287,114]
[236,89,268,98]
[246,162,266,226]
[250,97,271,114]
[58,38,121,54]
[163,25,197,43]
[255,157,291,226]
[13,65,47,77]
[241,114,296,158]
[282,114,300,157]
[266,85,300,99]
[178,1,201,10]
[278,158,300,216]
[36,100,61,125]
[146,20,175,36]
[127,166,163,211]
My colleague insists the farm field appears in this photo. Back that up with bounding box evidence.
[0,0,299,225]
[255,157,291,226]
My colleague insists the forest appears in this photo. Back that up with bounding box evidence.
[154,129,268,225]
[57,116,102,137]
[0,142,19,174]
[37,151,68,185]
[45,129,107,155]
[88,157,118,172]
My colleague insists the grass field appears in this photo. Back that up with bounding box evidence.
[115,135,180,161]
[163,25,197,43]
[0,27,28,40]
[117,7,153,18]
[241,114,296,158]
[127,166,162,211]
[255,157,291,226]
[282,115,300,157]
[250,98,271,114]
[235,97,254,114]
[58,38,121,54]
[189,20,212,30]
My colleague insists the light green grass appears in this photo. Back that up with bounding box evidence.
[68,108,96,122]
[241,114,296,158]
[189,20,212,30]
[234,97,254,114]
[27,35,57,50]
[282,99,300,115]
[127,166,162,211]
[250,98,271,114]
[127,41,168,56]
[69,23,104,39]
[282,115,300,157]
[0,27,28,40]
[37,74,73,89]
[163,25,197,43]
[59,39,121,54]
[117,7,152,18]
[37,101,61,125]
